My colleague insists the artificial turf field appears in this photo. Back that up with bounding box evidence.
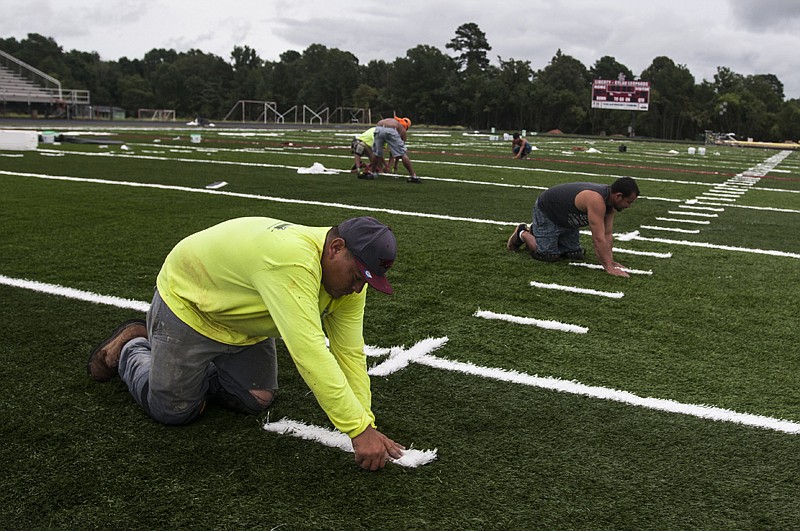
[1,123,799,529]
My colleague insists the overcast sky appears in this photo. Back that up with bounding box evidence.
[2,0,800,99]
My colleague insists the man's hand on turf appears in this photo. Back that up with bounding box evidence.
[604,261,630,277]
[352,426,405,471]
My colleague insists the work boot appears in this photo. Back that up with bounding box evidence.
[562,249,586,260]
[530,249,560,262]
[87,319,147,382]
[507,223,528,252]
[357,170,375,180]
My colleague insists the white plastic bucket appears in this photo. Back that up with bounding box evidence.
[190,134,201,143]
[698,147,706,155]
[42,131,55,144]
[688,147,696,155]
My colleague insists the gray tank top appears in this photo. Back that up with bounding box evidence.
[537,182,611,228]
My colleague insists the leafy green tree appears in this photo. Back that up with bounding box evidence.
[3,32,800,137]
[269,50,302,108]
[446,22,492,74]
[229,45,268,103]
[531,50,591,133]
[386,45,458,124]
[118,74,156,111]
[776,99,800,141]
[639,56,695,139]
[590,56,633,82]
[485,58,534,130]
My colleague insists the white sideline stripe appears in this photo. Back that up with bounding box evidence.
[5,273,798,435]
[474,310,588,334]
[0,170,510,226]
[0,274,150,312]
[632,236,800,258]
[568,263,653,275]
[640,225,701,234]
[412,355,800,435]
[655,217,711,225]
[368,337,449,376]
[530,281,624,299]
[262,418,437,468]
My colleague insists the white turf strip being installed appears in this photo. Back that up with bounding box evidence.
[2,273,798,435]
[262,418,438,468]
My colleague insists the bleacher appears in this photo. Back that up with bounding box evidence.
[0,63,57,104]
[0,49,90,108]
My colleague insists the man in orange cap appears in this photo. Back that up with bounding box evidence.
[372,116,420,184]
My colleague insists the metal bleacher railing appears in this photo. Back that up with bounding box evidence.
[0,49,90,105]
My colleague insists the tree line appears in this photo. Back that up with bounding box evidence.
[2,24,799,142]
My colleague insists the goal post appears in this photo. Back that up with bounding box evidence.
[137,109,176,121]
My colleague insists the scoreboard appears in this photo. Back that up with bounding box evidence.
[591,79,650,111]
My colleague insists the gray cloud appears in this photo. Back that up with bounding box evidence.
[1,0,799,98]
[729,0,800,32]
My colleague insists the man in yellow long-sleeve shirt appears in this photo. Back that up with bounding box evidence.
[88,216,404,471]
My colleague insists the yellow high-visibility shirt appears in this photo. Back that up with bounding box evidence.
[357,127,376,145]
[156,217,375,437]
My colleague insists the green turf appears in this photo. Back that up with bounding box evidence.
[2,127,799,529]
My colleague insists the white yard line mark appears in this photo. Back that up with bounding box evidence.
[262,418,437,467]
[655,217,711,225]
[614,230,640,241]
[640,225,701,234]
[678,205,725,211]
[0,274,149,312]
[368,337,450,376]
[474,310,588,334]
[697,195,736,201]
[632,236,800,258]
[667,210,718,218]
[568,263,653,275]
[411,355,800,435]
[529,281,624,299]
[612,247,672,258]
